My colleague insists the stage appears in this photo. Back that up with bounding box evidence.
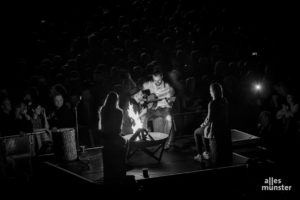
[36,131,256,185]
[1,129,262,188]
[22,129,290,197]
[126,143,249,181]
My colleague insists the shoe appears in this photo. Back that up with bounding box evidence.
[164,142,172,150]
[164,145,170,150]
[202,151,210,160]
[194,154,203,162]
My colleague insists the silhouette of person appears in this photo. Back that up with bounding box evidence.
[194,82,232,166]
[98,91,126,184]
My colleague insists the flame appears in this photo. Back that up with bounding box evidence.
[127,103,143,134]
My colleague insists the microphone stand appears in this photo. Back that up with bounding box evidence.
[74,103,80,153]
[74,96,89,165]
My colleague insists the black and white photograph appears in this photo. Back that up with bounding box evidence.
[0,0,298,198]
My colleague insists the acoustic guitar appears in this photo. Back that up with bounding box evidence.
[141,92,176,110]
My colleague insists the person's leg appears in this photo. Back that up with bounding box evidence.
[147,108,168,132]
[164,120,174,149]
[204,138,210,152]
[156,108,174,148]
[194,127,205,155]
[152,117,165,133]
[141,110,155,130]
[161,109,172,136]
[202,137,210,159]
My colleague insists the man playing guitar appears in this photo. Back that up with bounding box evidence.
[140,67,175,149]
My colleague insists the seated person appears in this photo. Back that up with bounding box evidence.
[30,103,52,154]
[194,83,232,166]
[0,97,17,137]
[30,103,49,131]
[14,101,33,134]
[48,93,75,130]
[141,67,175,149]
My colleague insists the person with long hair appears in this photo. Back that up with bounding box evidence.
[194,82,232,166]
[98,91,123,134]
[98,91,126,185]
[30,102,52,155]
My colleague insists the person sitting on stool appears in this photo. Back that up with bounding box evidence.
[141,66,175,149]
[194,82,232,166]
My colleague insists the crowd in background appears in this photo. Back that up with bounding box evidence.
[1,0,299,160]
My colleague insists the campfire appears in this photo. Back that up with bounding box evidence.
[127,103,143,133]
[127,103,153,142]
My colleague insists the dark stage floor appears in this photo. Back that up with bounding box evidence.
[2,129,262,185]
[38,135,250,184]
[126,142,248,181]
[5,131,296,198]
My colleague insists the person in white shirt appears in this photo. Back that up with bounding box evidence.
[141,68,175,149]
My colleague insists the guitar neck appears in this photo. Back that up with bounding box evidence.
[147,96,175,103]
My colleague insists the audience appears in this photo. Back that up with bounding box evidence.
[1,1,298,169]
[0,97,16,136]
[257,111,280,155]
[14,101,33,134]
[30,102,52,154]
[48,94,75,130]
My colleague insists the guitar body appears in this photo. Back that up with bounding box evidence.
[142,93,176,110]
[146,94,158,109]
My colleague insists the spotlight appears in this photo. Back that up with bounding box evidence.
[166,115,172,121]
[253,82,263,93]
[255,84,261,91]
[252,52,258,56]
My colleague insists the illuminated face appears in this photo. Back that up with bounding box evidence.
[152,74,163,86]
[133,90,143,102]
[54,95,64,109]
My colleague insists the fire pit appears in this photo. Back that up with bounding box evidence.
[123,130,168,161]
[122,103,169,161]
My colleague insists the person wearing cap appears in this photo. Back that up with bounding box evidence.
[121,87,146,136]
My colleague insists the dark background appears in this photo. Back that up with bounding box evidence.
[1,1,298,68]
